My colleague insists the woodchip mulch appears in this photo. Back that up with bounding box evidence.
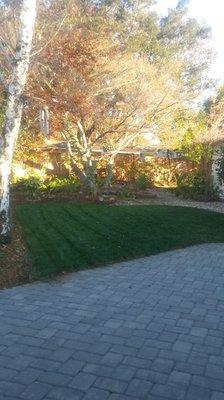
[0,218,28,289]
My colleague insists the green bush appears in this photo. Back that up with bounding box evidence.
[176,171,219,201]
[13,175,81,194]
[116,186,136,200]
[43,177,81,193]
[13,175,43,193]
[216,147,224,185]
[134,173,151,191]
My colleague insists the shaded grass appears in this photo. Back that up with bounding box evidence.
[16,203,224,279]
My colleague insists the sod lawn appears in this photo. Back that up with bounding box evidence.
[15,203,224,279]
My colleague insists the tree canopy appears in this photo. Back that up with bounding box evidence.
[0,0,219,196]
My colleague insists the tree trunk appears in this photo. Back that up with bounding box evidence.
[62,131,98,196]
[104,158,115,193]
[82,152,99,197]
[0,0,37,243]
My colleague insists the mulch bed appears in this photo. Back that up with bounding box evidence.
[0,218,28,289]
[12,191,104,205]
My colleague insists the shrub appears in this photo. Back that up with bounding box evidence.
[13,175,43,193]
[12,175,81,194]
[216,147,224,185]
[116,186,136,200]
[176,170,219,201]
[134,173,151,191]
[43,177,81,193]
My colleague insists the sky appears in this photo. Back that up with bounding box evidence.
[154,0,224,83]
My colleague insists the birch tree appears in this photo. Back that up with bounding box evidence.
[0,0,37,243]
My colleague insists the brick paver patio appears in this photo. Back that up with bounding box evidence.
[1,244,224,399]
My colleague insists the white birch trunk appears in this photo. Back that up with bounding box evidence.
[0,0,37,243]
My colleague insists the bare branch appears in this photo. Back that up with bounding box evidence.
[92,108,138,146]
[86,123,95,138]
[153,101,179,116]
[92,78,139,98]
[0,72,7,92]
[0,40,13,69]
[31,14,68,58]
[151,94,168,116]
[77,119,88,150]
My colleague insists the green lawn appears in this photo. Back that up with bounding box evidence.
[16,203,224,279]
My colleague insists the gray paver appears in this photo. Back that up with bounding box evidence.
[185,385,211,400]
[168,370,191,386]
[125,378,153,398]
[69,372,97,391]
[82,387,110,400]
[152,358,174,373]
[19,382,52,400]
[212,393,224,400]
[1,381,26,397]
[1,243,224,399]
[152,383,186,399]
[58,359,84,375]
[101,352,124,366]
[47,387,83,400]
[94,377,127,393]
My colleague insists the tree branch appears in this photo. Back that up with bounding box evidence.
[31,14,68,58]
[0,72,7,92]
[0,40,13,69]
[91,108,138,146]
[154,101,179,116]
[61,131,87,183]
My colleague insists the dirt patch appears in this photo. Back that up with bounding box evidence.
[12,190,105,206]
[116,188,224,214]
